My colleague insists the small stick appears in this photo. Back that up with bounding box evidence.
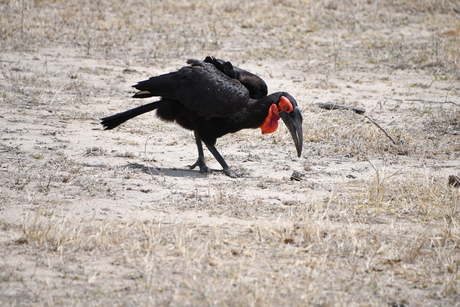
[316,102,399,145]
[316,102,366,114]
[364,115,398,145]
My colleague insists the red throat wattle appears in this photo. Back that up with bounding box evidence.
[260,104,280,134]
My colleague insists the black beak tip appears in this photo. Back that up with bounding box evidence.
[280,107,303,159]
[295,138,302,158]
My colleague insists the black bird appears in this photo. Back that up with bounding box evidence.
[101,59,303,178]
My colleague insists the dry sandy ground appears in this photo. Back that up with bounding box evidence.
[1,0,460,306]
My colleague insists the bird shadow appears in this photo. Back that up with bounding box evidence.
[83,162,249,179]
[123,162,211,178]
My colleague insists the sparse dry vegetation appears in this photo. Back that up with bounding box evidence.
[1,0,460,306]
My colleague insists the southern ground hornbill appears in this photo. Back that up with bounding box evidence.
[101,58,303,178]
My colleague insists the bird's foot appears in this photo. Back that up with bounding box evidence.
[188,160,210,174]
[189,160,239,178]
[223,168,239,178]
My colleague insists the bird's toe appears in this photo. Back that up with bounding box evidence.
[188,163,198,170]
[223,168,239,178]
[188,160,206,170]
[199,165,211,174]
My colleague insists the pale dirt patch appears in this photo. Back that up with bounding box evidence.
[1,0,460,306]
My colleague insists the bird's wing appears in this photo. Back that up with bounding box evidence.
[201,56,237,79]
[234,67,268,99]
[200,57,268,99]
[174,61,250,120]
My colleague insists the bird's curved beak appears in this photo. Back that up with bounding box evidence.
[279,107,303,157]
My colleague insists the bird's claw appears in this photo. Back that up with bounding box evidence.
[223,168,239,178]
[199,166,211,174]
[188,160,210,174]
[188,162,198,170]
[189,160,239,178]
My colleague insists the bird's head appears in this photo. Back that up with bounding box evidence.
[260,93,303,157]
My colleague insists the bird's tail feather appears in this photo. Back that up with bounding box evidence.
[101,101,160,130]
[132,73,176,99]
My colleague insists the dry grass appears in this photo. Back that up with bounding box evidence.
[1,0,459,71]
[6,178,459,306]
[1,0,460,306]
[304,106,460,160]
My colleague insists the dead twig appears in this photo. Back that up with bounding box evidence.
[317,102,399,144]
[364,115,399,145]
[316,102,366,114]
[448,175,460,188]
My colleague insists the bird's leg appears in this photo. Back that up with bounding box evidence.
[204,143,239,178]
[188,132,210,174]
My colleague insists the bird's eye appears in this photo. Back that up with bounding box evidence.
[284,107,289,111]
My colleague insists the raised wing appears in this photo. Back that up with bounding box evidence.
[173,61,251,120]
[201,56,268,99]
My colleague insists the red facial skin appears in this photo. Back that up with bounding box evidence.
[260,96,293,134]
